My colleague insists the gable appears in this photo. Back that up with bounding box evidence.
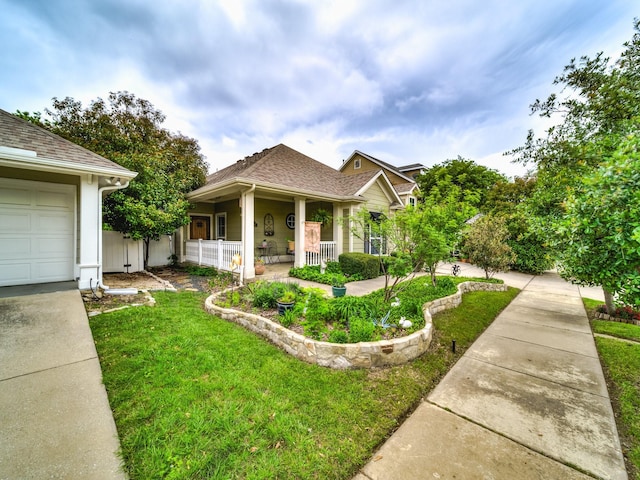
[341,151,414,186]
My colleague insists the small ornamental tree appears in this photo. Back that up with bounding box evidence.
[462,215,516,279]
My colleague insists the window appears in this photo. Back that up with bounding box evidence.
[286,213,295,229]
[365,211,387,255]
[216,213,226,239]
[408,197,416,207]
[354,158,361,169]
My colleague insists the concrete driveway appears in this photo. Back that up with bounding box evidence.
[0,284,125,479]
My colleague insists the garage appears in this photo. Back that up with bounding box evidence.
[0,178,75,287]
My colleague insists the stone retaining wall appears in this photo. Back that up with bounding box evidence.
[204,281,507,369]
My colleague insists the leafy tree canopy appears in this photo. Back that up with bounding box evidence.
[416,156,506,210]
[512,19,640,304]
[21,91,209,267]
[555,136,640,309]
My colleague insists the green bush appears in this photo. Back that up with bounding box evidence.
[328,329,349,344]
[508,237,553,275]
[325,261,341,274]
[288,265,349,286]
[338,253,380,279]
[348,317,377,343]
[330,296,373,326]
[251,281,299,309]
[278,309,297,328]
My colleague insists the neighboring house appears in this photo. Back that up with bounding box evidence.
[340,150,423,207]
[0,109,137,289]
[181,144,404,280]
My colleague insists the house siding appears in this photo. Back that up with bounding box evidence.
[342,153,407,186]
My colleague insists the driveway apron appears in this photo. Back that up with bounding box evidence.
[356,271,627,480]
[0,288,125,479]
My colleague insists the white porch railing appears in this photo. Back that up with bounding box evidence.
[185,240,337,270]
[306,241,337,266]
[185,239,242,271]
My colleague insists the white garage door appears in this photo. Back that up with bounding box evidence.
[0,178,75,287]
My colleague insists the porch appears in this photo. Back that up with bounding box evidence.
[184,239,338,273]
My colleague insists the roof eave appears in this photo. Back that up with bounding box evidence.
[0,152,137,179]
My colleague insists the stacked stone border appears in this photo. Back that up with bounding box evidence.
[204,281,507,369]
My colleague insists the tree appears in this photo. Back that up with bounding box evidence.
[462,215,516,280]
[346,186,473,301]
[555,136,640,310]
[485,177,553,274]
[512,19,640,303]
[416,157,506,209]
[36,91,208,268]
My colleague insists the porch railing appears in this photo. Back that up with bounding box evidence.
[185,239,337,270]
[185,239,242,271]
[306,241,337,266]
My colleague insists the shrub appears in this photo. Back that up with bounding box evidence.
[279,308,297,328]
[330,296,373,326]
[348,317,377,343]
[325,261,341,274]
[338,252,380,279]
[251,281,299,309]
[328,329,349,344]
[288,265,348,286]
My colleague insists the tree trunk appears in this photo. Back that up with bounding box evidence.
[143,237,150,271]
[603,288,615,314]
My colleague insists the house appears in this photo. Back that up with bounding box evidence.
[0,109,137,289]
[180,144,404,279]
[340,150,423,207]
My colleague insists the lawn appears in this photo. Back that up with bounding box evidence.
[584,298,640,480]
[91,286,518,479]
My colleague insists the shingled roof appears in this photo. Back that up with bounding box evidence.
[0,108,134,176]
[196,144,382,199]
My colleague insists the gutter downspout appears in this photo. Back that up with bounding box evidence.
[98,179,131,289]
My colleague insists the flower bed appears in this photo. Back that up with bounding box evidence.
[205,281,507,369]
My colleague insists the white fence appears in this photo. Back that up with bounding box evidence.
[185,239,243,271]
[306,241,337,266]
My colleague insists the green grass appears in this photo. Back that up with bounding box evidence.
[90,287,519,479]
[584,297,640,478]
[596,337,640,480]
[593,321,640,343]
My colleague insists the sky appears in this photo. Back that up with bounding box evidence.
[1,1,637,178]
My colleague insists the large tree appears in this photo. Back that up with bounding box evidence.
[416,157,506,209]
[555,137,640,310]
[513,19,640,306]
[30,91,208,268]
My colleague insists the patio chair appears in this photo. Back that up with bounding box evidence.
[267,240,280,263]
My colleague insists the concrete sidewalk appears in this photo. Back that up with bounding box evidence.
[354,267,626,480]
[0,287,125,479]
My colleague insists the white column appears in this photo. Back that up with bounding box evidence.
[242,189,256,279]
[333,203,343,260]
[294,197,306,268]
[78,175,100,289]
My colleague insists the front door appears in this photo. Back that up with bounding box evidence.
[190,216,211,240]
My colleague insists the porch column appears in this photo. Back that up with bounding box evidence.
[78,175,100,290]
[294,197,306,268]
[241,187,256,279]
[333,203,343,259]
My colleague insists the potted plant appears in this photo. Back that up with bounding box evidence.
[331,278,347,297]
[277,290,296,315]
[254,257,265,275]
[310,208,333,228]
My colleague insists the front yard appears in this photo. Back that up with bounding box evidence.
[585,298,640,480]
[89,284,518,479]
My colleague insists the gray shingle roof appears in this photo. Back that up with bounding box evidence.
[203,144,377,197]
[0,108,133,175]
